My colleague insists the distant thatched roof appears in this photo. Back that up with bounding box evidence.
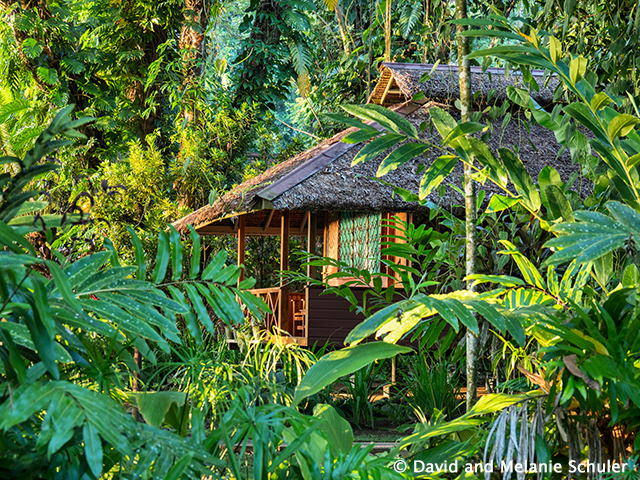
[173,99,586,235]
[369,63,559,107]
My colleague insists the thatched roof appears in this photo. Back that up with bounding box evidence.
[174,108,580,234]
[369,63,559,107]
[173,100,586,236]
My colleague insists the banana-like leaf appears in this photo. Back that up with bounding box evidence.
[293,342,412,406]
[135,391,187,428]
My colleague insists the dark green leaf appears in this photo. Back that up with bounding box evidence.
[351,134,405,166]
[419,155,457,199]
[377,142,429,177]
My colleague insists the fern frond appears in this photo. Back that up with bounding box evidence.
[319,0,339,10]
[400,1,424,39]
[0,98,31,124]
[288,41,311,77]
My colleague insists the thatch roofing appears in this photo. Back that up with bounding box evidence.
[172,64,582,236]
[369,63,559,107]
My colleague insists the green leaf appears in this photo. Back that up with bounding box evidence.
[105,294,181,342]
[565,104,608,143]
[152,231,170,283]
[440,297,478,334]
[545,185,574,221]
[188,226,201,279]
[498,240,545,289]
[324,113,372,131]
[608,114,640,139]
[46,261,82,312]
[377,142,429,177]
[0,382,56,429]
[313,404,353,455]
[167,286,202,344]
[442,122,486,145]
[429,106,458,139]
[466,274,525,287]
[590,92,611,111]
[606,201,640,235]
[342,104,419,139]
[419,155,457,200]
[622,264,640,287]
[127,227,146,280]
[486,194,520,213]
[201,250,227,280]
[569,56,588,84]
[548,36,562,64]
[498,148,541,212]
[37,67,59,85]
[293,342,411,406]
[506,86,531,108]
[626,152,640,168]
[351,134,405,166]
[468,137,508,188]
[80,299,168,351]
[164,453,193,480]
[22,38,43,58]
[342,128,381,144]
[83,422,103,478]
[184,284,214,334]
[400,392,539,448]
[135,391,187,428]
[65,251,111,289]
[169,227,183,281]
[46,396,83,456]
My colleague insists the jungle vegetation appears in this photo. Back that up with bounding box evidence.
[1,0,640,478]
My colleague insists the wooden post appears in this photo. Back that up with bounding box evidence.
[307,212,317,280]
[237,215,245,286]
[279,211,290,334]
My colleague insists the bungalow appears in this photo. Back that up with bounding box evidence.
[172,63,582,347]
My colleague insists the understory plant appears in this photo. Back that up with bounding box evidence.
[0,107,412,479]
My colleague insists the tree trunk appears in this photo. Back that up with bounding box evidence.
[456,0,478,412]
[179,0,208,123]
[335,4,351,55]
[384,0,392,61]
[423,0,429,63]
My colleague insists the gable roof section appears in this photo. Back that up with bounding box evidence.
[370,63,559,107]
[173,64,582,236]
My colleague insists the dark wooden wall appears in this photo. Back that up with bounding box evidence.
[306,285,366,348]
[306,285,421,349]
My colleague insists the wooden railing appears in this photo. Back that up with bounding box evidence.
[248,287,282,331]
[247,286,306,339]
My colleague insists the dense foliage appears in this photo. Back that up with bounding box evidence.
[2,0,640,479]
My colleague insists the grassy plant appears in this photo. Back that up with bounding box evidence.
[403,353,463,421]
[337,360,388,428]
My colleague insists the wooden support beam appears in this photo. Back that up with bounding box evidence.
[380,78,394,106]
[263,209,275,232]
[299,211,310,234]
[279,211,290,334]
[307,212,317,280]
[237,215,245,285]
[280,211,290,279]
